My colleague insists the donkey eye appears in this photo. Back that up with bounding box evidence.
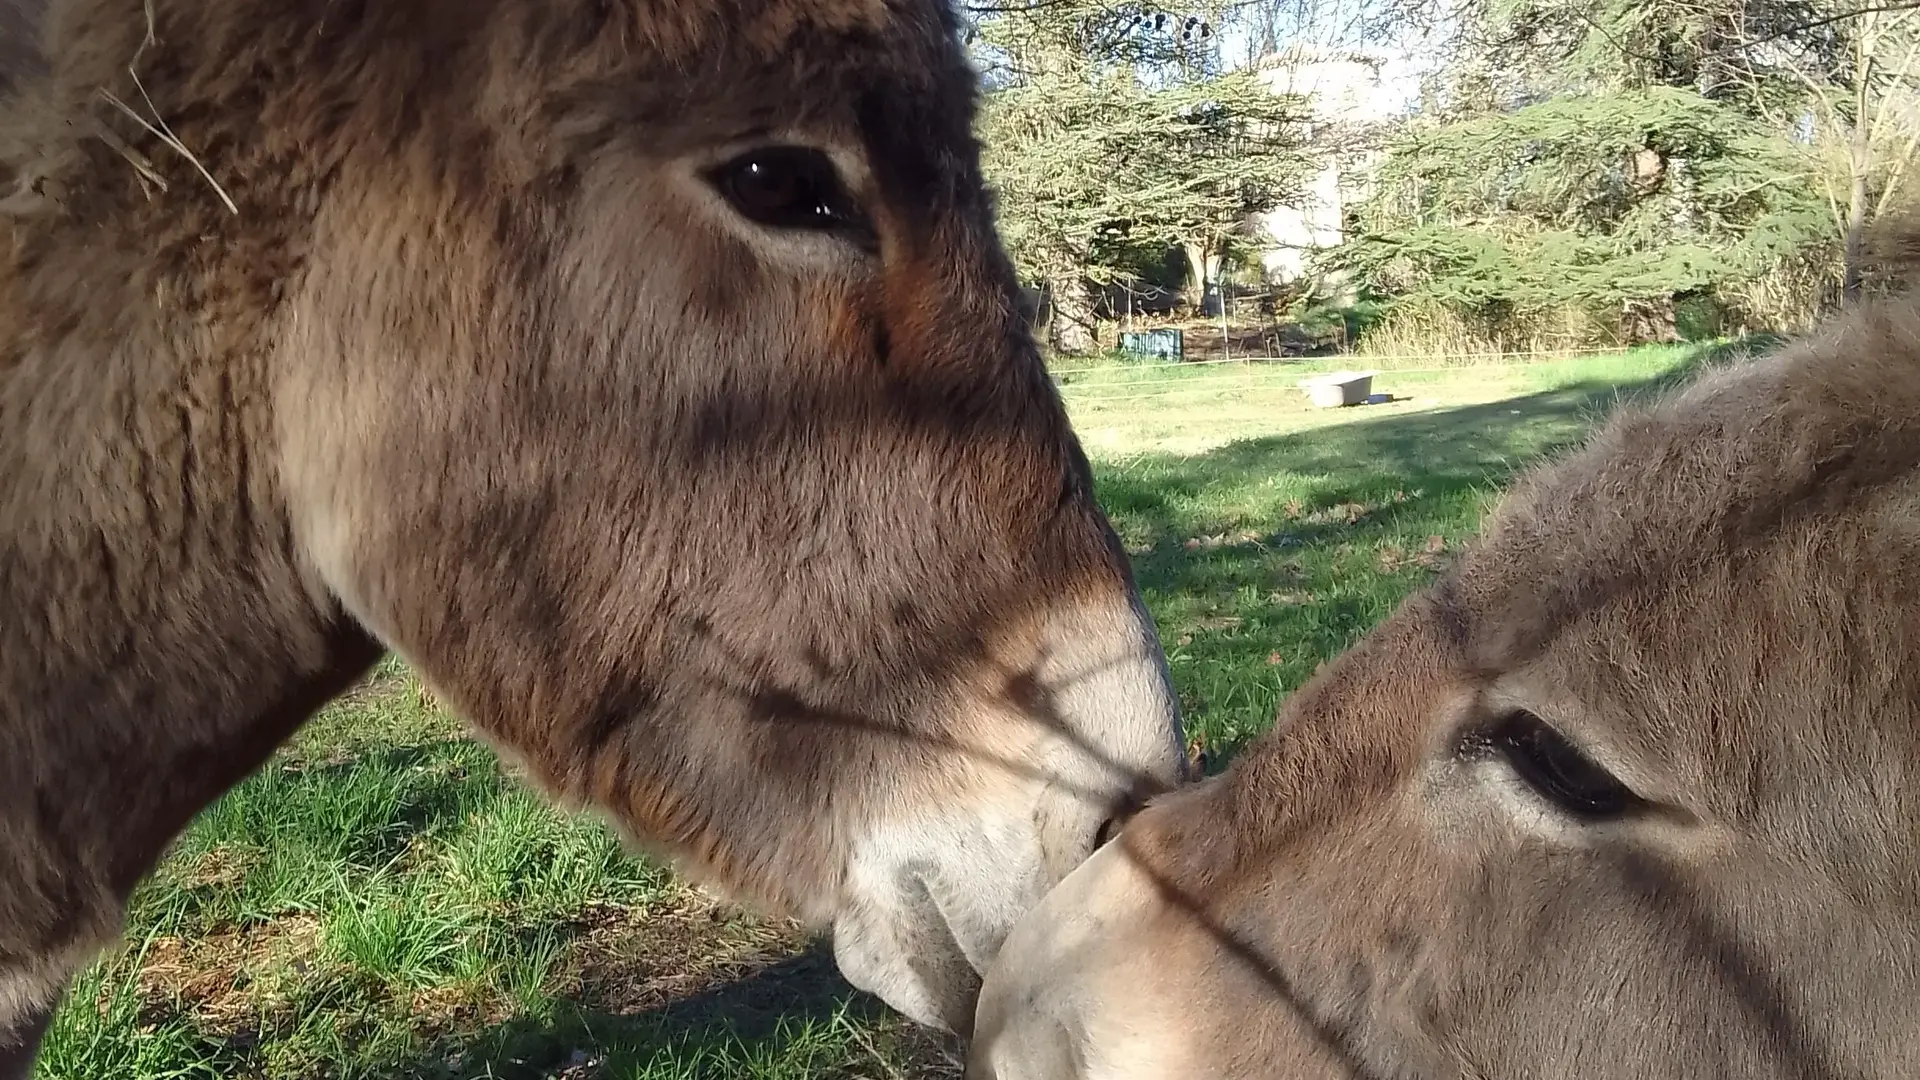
[706,146,867,238]
[1484,711,1641,821]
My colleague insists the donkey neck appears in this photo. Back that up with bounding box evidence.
[0,255,381,929]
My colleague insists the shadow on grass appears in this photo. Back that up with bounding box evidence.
[86,933,948,1080]
[1094,339,1754,764]
[1104,351,1726,535]
[363,943,949,1080]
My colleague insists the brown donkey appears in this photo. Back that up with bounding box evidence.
[0,0,1188,1070]
[975,291,1920,1079]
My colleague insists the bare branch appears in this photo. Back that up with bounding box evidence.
[1725,1,1920,54]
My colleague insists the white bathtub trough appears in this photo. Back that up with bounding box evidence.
[1298,370,1377,408]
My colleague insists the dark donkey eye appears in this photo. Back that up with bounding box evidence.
[1485,710,1642,821]
[706,146,868,239]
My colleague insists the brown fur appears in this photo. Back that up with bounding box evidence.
[0,0,1184,1065]
[973,284,1920,1078]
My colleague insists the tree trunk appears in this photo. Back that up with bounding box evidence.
[1050,274,1098,354]
[1181,241,1213,313]
[1843,43,1876,303]
[1621,296,1680,345]
[1843,134,1871,302]
[1175,240,1205,311]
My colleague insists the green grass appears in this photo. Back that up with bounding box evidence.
[37,341,1743,1079]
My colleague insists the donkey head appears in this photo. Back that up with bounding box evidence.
[218,0,1190,1032]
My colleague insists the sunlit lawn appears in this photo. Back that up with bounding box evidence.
[38,342,1738,1079]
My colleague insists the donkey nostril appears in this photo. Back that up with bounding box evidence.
[1092,796,1144,850]
[1089,779,1161,853]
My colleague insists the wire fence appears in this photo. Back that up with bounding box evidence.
[1048,346,1636,404]
[1048,345,1631,376]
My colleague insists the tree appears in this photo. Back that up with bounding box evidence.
[1327,0,1855,341]
[972,0,1315,351]
[1411,0,1920,305]
[1397,0,1830,103]
[1337,85,1829,341]
[1750,3,1920,298]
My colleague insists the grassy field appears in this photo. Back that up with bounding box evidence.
[39,343,1737,1079]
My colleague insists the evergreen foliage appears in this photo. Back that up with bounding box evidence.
[971,0,1316,348]
[1338,86,1829,328]
[1323,0,1919,342]
[964,0,1918,349]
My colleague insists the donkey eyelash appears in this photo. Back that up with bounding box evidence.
[1466,710,1645,822]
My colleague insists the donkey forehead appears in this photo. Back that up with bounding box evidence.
[642,0,899,50]
[614,0,973,125]
[1421,471,1920,847]
[559,0,983,215]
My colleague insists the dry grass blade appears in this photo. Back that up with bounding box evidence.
[833,1010,910,1080]
[85,116,168,198]
[91,0,238,216]
[91,86,236,215]
[129,71,237,216]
